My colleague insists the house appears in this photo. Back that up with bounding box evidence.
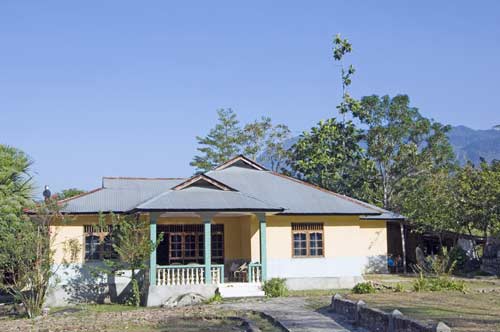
[47,155,404,306]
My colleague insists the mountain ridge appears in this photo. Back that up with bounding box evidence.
[258,125,500,168]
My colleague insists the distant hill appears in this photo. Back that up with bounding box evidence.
[447,126,500,165]
[259,125,500,168]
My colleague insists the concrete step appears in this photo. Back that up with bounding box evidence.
[217,283,265,298]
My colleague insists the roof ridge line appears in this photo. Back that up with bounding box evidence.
[134,189,173,210]
[57,187,103,204]
[103,176,186,180]
[269,171,383,214]
[234,190,285,211]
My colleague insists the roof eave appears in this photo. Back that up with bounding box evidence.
[132,208,284,213]
[278,212,382,216]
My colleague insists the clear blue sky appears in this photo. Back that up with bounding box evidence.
[1,1,499,195]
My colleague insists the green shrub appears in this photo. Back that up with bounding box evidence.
[394,282,404,293]
[351,282,376,294]
[263,278,289,297]
[205,291,223,304]
[429,278,467,292]
[413,273,428,292]
[412,273,467,292]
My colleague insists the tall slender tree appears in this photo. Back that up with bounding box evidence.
[287,34,374,198]
[191,108,244,172]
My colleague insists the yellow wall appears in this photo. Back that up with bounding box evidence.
[266,215,387,259]
[50,215,100,264]
[51,213,387,265]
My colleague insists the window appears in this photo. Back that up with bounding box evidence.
[158,224,224,265]
[292,223,324,257]
[84,225,118,261]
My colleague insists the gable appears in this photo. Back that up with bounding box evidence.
[214,155,267,171]
[172,174,235,191]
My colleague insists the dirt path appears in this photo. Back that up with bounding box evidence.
[220,297,368,332]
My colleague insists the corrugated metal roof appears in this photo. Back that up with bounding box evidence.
[61,162,392,216]
[136,186,283,211]
[61,178,184,213]
[206,166,380,215]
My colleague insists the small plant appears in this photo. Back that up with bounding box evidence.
[263,278,289,297]
[125,278,141,307]
[351,282,376,294]
[394,282,404,292]
[205,291,223,304]
[412,273,428,292]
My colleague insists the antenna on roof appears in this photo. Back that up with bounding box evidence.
[43,185,51,201]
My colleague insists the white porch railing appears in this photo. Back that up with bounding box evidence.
[247,262,262,283]
[156,264,224,286]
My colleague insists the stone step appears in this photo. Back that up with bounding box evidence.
[218,283,265,298]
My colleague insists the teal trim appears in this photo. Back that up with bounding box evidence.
[248,262,262,282]
[155,264,224,284]
[156,264,224,270]
[204,219,212,284]
[259,217,267,281]
[149,213,158,286]
[219,264,225,284]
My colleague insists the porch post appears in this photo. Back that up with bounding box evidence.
[149,212,159,286]
[204,217,212,284]
[259,214,267,281]
[400,222,407,273]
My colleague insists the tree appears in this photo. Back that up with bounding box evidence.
[359,95,456,212]
[0,145,33,226]
[56,188,85,200]
[260,124,292,172]
[191,108,244,172]
[0,197,66,318]
[333,34,366,122]
[287,118,375,200]
[0,145,72,317]
[242,117,272,160]
[100,213,161,307]
[400,170,459,237]
[286,34,375,198]
[455,160,500,239]
[191,109,291,172]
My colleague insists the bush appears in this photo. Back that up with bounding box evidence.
[351,282,376,294]
[394,282,404,292]
[412,273,467,292]
[205,291,223,304]
[412,273,428,292]
[263,278,288,297]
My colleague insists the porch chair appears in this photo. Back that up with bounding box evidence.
[232,262,248,282]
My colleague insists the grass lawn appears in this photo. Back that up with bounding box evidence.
[299,274,500,332]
